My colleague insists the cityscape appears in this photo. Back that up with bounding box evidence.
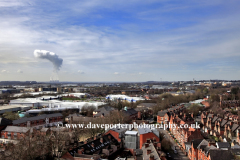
[1,1,240,160]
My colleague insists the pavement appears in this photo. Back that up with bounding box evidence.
[158,129,190,160]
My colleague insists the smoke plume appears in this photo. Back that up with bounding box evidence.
[34,50,63,71]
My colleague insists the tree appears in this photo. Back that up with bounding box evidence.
[187,104,202,116]
[210,101,225,117]
[117,102,123,111]
[161,138,171,151]
[203,88,209,95]
[2,111,19,120]
[231,87,239,100]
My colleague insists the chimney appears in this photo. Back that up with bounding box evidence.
[153,137,156,142]
[154,142,157,148]
[147,138,150,143]
[157,142,161,148]
[147,149,151,155]
[150,154,154,160]
[145,143,149,148]
[100,138,103,143]
[138,111,141,119]
[94,136,97,140]
[191,113,194,118]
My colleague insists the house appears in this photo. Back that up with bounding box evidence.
[0,126,30,144]
[169,113,203,148]
[157,105,186,124]
[93,106,115,118]
[157,110,169,124]
[61,134,121,160]
[135,103,156,117]
[105,127,127,143]
[216,142,230,150]
[121,107,138,120]
[188,139,235,160]
[138,128,160,149]
[141,139,163,160]
[66,113,94,123]
[207,149,234,160]
[201,111,240,143]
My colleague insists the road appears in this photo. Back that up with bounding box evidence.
[158,129,189,160]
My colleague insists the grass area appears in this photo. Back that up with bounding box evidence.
[62,97,81,100]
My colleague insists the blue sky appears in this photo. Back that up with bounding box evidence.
[0,0,240,82]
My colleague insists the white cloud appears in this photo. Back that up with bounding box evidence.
[0,0,239,81]
[78,70,85,74]
[1,70,9,73]
[17,69,23,73]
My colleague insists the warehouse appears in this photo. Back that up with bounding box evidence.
[106,94,145,103]
[0,105,31,114]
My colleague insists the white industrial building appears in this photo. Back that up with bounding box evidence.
[60,93,90,98]
[12,91,58,97]
[106,94,145,103]
[9,98,105,111]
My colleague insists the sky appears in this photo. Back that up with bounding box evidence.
[0,0,240,82]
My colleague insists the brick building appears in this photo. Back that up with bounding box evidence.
[201,111,240,143]
[138,128,159,149]
[0,126,30,144]
[169,113,203,149]
[12,113,63,129]
[188,139,234,160]
[157,105,186,124]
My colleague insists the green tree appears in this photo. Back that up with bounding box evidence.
[231,87,239,100]
[187,104,202,116]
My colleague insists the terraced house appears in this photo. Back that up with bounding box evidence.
[169,113,203,149]
[188,139,235,160]
[157,104,186,124]
[201,111,240,143]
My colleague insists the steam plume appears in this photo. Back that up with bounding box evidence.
[34,50,63,71]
